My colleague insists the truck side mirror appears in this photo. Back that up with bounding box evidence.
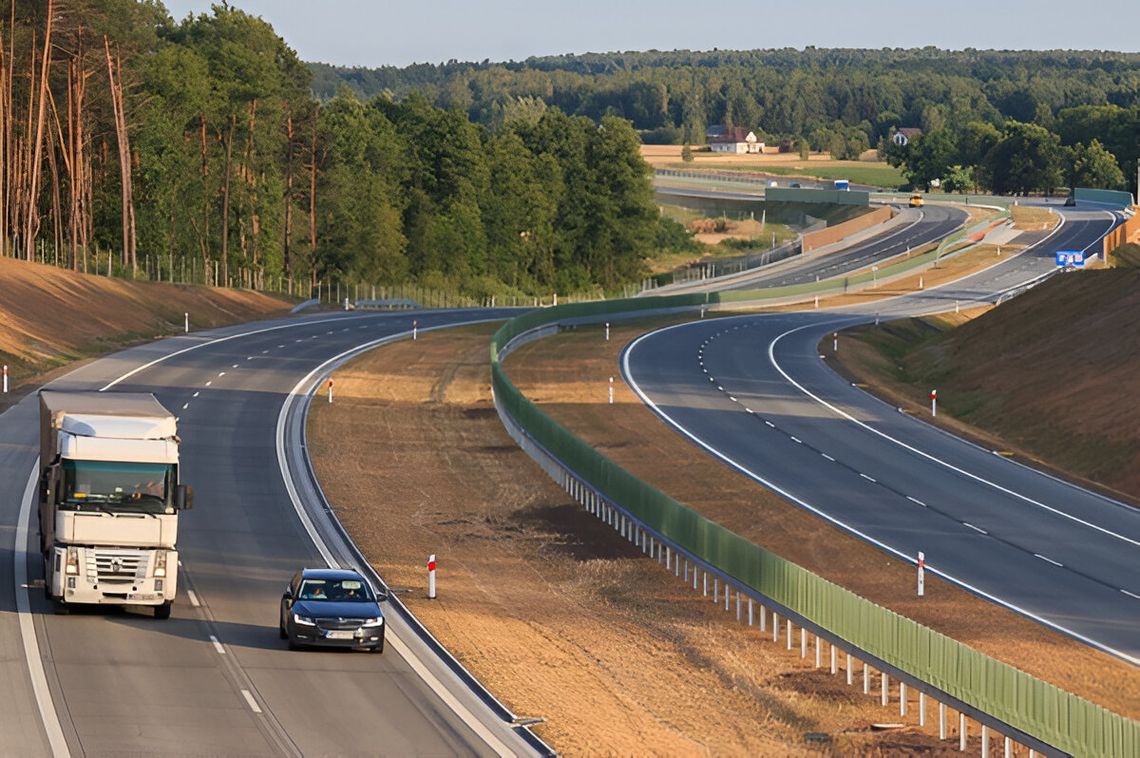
[175,484,194,511]
[41,464,59,503]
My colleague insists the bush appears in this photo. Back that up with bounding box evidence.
[1109,242,1140,268]
[640,125,683,144]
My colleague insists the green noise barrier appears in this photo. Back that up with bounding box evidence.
[491,296,1138,757]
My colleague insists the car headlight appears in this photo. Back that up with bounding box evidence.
[292,613,316,626]
[362,617,384,626]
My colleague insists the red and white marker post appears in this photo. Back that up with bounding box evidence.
[917,551,925,597]
[327,379,334,403]
[412,320,418,341]
[931,388,937,417]
[2,364,7,393]
[427,554,437,599]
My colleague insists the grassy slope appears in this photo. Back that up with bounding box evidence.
[843,269,1140,498]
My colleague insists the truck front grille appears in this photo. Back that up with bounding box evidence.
[86,551,147,584]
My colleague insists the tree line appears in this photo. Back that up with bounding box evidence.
[0,1,672,298]
[312,47,1140,196]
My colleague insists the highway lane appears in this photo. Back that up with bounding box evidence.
[0,309,535,756]
[720,204,968,291]
[622,209,1140,662]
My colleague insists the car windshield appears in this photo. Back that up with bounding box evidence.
[298,578,372,602]
[61,460,172,514]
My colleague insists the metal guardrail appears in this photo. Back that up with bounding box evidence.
[490,299,1138,758]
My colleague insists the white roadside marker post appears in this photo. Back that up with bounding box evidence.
[184,312,189,333]
[2,364,7,393]
[412,320,418,341]
[931,388,937,417]
[608,376,614,405]
[917,551,925,597]
[427,554,437,599]
[327,379,334,404]
[833,332,838,353]
[605,322,610,341]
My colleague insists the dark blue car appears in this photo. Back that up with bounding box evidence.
[279,567,386,652]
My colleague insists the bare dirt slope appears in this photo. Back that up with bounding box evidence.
[308,324,1006,755]
[0,256,291,394]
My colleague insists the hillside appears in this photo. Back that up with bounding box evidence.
[840,269,1140,498]
[0,257,291,396]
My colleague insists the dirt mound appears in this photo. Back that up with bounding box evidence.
[0,256,291,390]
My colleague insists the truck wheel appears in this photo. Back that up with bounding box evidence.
[154,601,173,620]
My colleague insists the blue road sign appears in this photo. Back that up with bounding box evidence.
[1055,250,1085,268]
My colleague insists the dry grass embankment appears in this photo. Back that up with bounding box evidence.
[308,323,1046,755]
[1008,206,1058,231]
[0,256,292,404]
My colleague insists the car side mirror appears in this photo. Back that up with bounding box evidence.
[376,587,390,602]
[175,484,194,511]
[283,585,293,601]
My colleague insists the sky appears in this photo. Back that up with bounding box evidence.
[161,1,1140,67]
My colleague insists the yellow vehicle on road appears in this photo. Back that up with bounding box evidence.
[909,193,925,207]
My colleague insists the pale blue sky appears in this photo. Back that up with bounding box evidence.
[161,1,1140,66]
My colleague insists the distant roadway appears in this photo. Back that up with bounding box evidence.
[623,209,1140,663]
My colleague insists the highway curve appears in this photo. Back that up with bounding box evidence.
[0,309,539,756]
[622,209,1140,663]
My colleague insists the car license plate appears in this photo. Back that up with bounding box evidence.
[326,630,355,640]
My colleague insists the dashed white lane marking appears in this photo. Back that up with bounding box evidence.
[1122,589,1140,600]
[187,590,200,607]
[218,371,226,377]
[745,408,755,414]
[231,364,239,368]
[181,403,189,410]
[963,522,988,535]
[790,436,802,444]
[1034,553,1063,567]
[821,453,836,462]
[241,689,263,714]
[261,349,269,354]
[764,420,775,428]
[716,385,723,391]
[860,473,877,483]
[192,391,199,398]
[907,496,927,507]
[204,381,212,387]
[210,635,226,655]
[728,396,737,402]
[278,344,285,348]
[246,356,253,361]
[295,339,303,343]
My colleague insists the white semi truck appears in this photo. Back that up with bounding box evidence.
[38,391,193,618]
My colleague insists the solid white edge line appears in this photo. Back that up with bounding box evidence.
[767,322,1138,548]
[16,464,71,757]
[241,689,263,714]
[275,325,517,757]
[210,635,226,655]
[622,324,1140,667]
[1122,589,1140,600]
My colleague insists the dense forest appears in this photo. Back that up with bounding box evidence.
[312,48,1140,196]
[0,1,675,299]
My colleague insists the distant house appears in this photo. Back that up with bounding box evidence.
[892,127,923,147]
[708,126,765,154]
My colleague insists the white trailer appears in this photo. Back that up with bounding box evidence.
[38,391,192,618]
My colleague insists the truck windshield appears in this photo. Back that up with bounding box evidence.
[61,460,173,513]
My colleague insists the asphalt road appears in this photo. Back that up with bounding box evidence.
[0,309,537,756]
[719,204,968,291]
[622,209,1140,663]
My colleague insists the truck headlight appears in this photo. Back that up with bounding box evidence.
[154,550,167,578]
[362,617,384,626]
[65,546,79,575]
[292,613,316,626]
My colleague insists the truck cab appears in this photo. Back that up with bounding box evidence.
[39,392,192,618]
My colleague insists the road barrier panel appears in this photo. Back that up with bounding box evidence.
[492,312,1137,757]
